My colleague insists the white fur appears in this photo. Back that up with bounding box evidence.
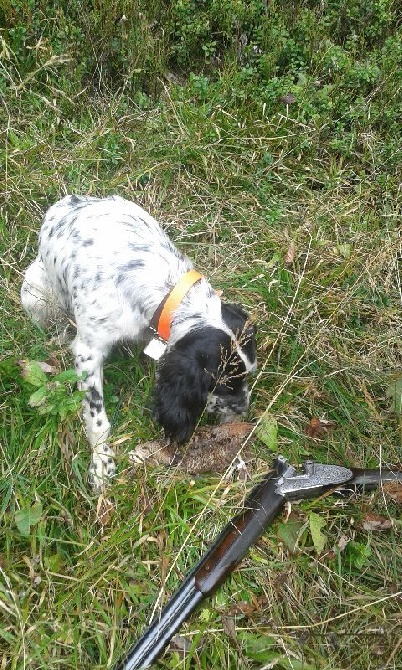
[21,195,256,489]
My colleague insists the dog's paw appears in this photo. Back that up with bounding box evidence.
[89,443,116,491]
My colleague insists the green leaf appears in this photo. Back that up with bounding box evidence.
[240,634,317,668]
[239,633,277,663]
[335,242,351,258]
[28,385,48,407]
[256,413,278,451]
[36,402,54,415]
[44,553,64,572]
[386,377,402,415]
[309,511,327,554]
[53,369,81,384]
[345,540,372,570]
[279,660,316,670]
[276,517,306,554]
[56,394,83,420]
[0,627,16,644]
[15,501,43,537]
[199,608,212,622]
[19,360,48,387]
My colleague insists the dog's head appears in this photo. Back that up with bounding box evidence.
[153,303,257,443]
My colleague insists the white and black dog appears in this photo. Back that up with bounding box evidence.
[21,195,257,488]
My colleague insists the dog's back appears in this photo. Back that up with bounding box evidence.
[23,195,192,342]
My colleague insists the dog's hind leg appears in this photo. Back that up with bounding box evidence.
[72,336,115,490]
[21,256,62,329]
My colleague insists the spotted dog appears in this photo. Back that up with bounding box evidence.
[21,195,257,489]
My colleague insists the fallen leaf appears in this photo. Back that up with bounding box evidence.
[337,534,350,552]
[36,360,57,373]
[383,481,402,503]
[305,417,336,439]
[280,93,297,105]
[129,423,254,474]
[226,595,269,617]
[227,601,258,617]
[221,615,237,641]
[284,242,295,265]
[96,495,115,528]
[44,354,62,372]
[170,635,191,658]
[362,513,392,531]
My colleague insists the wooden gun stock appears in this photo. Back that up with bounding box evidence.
[114,459,288,670]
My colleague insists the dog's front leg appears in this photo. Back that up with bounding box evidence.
[72,337,115,490]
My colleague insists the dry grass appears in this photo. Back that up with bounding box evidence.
[1,3,402,669]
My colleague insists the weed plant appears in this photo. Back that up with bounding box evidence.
[1,1,402,668]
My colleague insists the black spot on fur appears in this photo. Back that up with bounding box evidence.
[121,260,145,272]
[127,243,151,253]
[93,316,109,325]
[88,387,103,413]
[79,354,93,363]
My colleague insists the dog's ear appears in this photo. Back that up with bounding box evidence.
[221,303,248,330]
[221,302,257,359]
[221,302,255,336]
[153,344,212,444]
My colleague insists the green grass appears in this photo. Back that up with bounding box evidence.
[1,1,402,668]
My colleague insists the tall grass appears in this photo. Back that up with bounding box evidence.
[1,1,402,668]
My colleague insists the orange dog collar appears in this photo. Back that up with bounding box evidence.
[152,270,204,342]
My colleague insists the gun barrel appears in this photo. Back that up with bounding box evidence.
[114,577,203,670]
[115,460,288,670]
[344,468,402,490]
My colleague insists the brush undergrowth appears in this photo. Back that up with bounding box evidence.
[1,1,402,668]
